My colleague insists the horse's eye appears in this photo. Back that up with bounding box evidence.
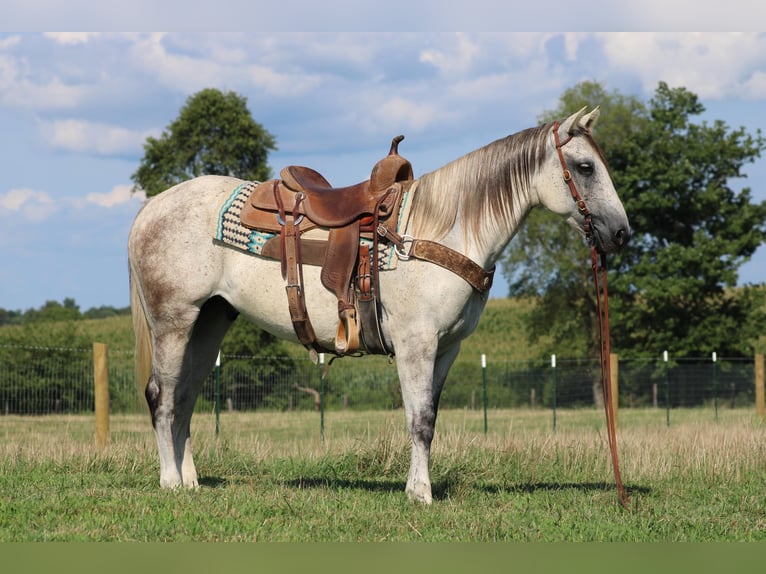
[577,162,594,176]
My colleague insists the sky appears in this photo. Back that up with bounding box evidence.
[3,26,766,311]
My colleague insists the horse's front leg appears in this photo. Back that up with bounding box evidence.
[396,340,460,504]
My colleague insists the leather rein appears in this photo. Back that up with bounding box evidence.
[553,122,631,510]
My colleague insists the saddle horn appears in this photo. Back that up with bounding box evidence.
[389,135,405,156]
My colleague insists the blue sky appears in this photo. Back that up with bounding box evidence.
[3,29,766,311]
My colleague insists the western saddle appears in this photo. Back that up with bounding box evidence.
[240,135,415,360]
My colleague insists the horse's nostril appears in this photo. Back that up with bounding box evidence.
[615,228,630,246]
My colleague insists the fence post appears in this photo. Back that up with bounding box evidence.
[663,350,670,427]
[319,353,326,440]
[93,342,110,449]
[215,351,221,437]
[551,354,557,431]
[610,353,619,427]
[756,353,765,421]
[712,351,718,421]
[481,354,488,434]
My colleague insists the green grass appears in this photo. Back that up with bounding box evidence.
[1,408,764,541]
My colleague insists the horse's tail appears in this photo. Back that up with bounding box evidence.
[130,266,153,406]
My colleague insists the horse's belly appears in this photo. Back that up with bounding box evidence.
[218,251,341,346]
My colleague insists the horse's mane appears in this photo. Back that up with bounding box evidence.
[409,123,552,249]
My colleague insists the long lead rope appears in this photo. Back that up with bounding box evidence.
[591,246,631,510]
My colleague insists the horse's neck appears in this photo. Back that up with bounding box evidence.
[412,166,538,270]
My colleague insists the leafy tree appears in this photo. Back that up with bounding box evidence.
[131,88,277,197]
[0,308,23,326]
[24,298,81,323]
[82,305,131,319]
[503,81,766,362]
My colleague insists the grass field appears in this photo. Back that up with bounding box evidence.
[0,407,764,542]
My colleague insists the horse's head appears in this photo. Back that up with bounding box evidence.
[539,106,630,254]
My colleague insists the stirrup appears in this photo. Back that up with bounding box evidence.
[334,307,360,355]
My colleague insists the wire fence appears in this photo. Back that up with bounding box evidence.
[0,344,761,420]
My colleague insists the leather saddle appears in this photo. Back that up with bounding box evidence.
[240,135,414,359]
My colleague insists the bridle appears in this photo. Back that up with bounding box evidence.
[553,122,631,510]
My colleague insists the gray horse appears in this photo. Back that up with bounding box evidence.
[129,108,629,504]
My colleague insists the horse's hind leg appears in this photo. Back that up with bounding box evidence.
[146,296,237,488]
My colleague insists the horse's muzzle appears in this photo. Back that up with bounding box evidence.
[591,222,631,254]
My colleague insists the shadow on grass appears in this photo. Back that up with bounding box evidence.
[203,472,651,502]
[282,477,407,494]
[199,476,229,488]
[477,482,651,497]
[199,475,407,494]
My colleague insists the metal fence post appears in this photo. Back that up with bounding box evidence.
[664,350,670,427]
[551,354,557,432]
[712,351,718,422]
[755,354,765,421]
[215,350,221,437]
[319,353,326,440]
[481,354,488,434]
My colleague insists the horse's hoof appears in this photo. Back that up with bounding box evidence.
[406,484,433,505]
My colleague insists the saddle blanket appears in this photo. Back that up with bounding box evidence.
[214,180,416,270]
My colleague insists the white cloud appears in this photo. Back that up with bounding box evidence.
[371,96,448,133]
[126,33,322,96]
[741,71,766,99]
[0,35,20,49]
[0,183,145,227]
[420,33,480,75]
[0,188,57,221]
[85,185,144,208]
[596,33,766,100]
[561,33,590,61]
[43,32,101,45]
[39,119,157,156]
[0,54,87,109]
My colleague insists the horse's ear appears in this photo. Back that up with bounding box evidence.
[558,106,588,136]
[580,106,600,131]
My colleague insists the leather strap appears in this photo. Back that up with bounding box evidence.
[410,240,495,294]
[377,226,494,295]
[591,246,631,510]
[281,190,324,361]
[356,243,392,355]
[553,121,592,239]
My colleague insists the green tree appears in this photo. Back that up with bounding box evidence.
[131,88,277,197]
[24,298,81,323]
[503,81,766,361]
[82,305,131,319]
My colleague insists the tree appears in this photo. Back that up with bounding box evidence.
[24,298,81,323]
[503,81,766,360]
[131,88,277,197]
